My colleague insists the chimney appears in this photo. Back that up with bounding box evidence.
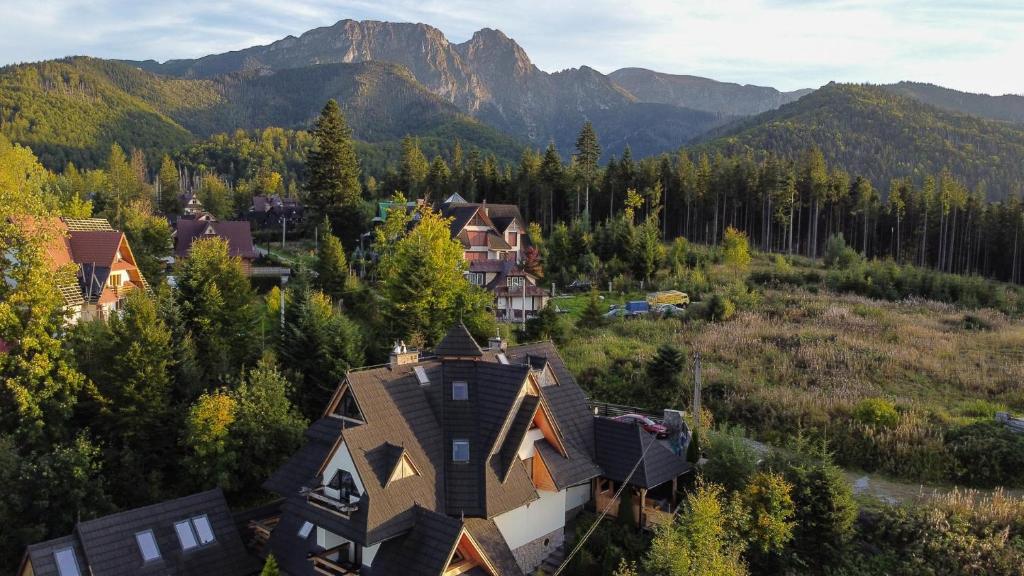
[488,335,506,352]
[389,340,419,368]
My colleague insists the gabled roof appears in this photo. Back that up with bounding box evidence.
[63,218,114,232]
[22,489,256,576]
[67,231,122,268]
[433,323,483,358]
[174,220,256,259]
[594,417,692,489]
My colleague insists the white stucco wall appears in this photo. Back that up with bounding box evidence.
[517,429,545,460]
[494,489,567,550]
[363,542,380,565]
[322,441,366,501]
[565,483,591,512]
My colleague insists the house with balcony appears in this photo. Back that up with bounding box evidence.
[255,323,692,575]
[15,217,148,322]
[440,199,527,264]
[465,260,549,321]
[17,489,257,576]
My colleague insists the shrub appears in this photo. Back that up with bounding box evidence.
[823,234,861,269]
[946,421,1024,488]
[722,227,752,271]
[702,426,760,492]
[852,398,899,428]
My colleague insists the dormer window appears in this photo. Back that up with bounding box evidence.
[507,276,524,288]
[53,548,81,576]
[414,366,430,385]
[453,439,470,463]
[135,529,161,562]
[467,272,485,286]
[452,381,469,401]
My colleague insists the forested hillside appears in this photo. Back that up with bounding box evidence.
[705,83,1024,199]
[0,57,523,170]
[886,81,1024,125]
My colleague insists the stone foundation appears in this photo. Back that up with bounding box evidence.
[511,527,564,573]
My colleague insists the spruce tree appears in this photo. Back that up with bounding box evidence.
[315,217,348,302]
[400,136,429,196]
[575,121,601,216]
[157,155,181,215]
[646,344,685,408]
[578,289,605,329]
[306,100,362,243]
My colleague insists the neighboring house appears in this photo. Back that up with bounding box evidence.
[174,220,257,275]
[440,201,526,264]
[256,323,692,575]
[18,489,258,576]
[179,192,205,216]
[248,195,304,229]
[466,260,549,320]
[15,217,148,322]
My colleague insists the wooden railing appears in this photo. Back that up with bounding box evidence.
[305,486,357,518]
[311,543,359,575]
[246,515,279,553]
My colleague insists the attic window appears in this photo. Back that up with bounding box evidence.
[174,515,215,551]
[414,366,430,385]
[328,469,360,501]
[298,521,314,539]
[333,387,363,421]
[452,381,469,401]
[453,439,470,463]
[388,452,421,484]
[53,547,81,576]
[135,529,162,562]
[507,276,524,288]
[496,353,509,365]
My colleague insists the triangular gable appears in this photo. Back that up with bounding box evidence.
[324,382,365,422]
[443,528,499,576]
[386,448,421,487]
[532,399,568,458]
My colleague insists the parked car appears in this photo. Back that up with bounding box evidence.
[603,308,630,319]
[613,414,668,438]
[567,279,593,293]
[625,300,650,315]
[654,304,686,318]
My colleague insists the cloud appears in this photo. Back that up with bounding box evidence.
[0,0,1020,95]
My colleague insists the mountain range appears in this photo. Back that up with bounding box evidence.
[3,18,1024,197]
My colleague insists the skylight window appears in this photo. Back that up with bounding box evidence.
[175,515,216,551]
[414,366,430,385]
[452,381,469,400]
[53,548,81,576]
[497,353,509,365]
[135,530,161,562]
[453,439,470,463]
[298,521,314,539]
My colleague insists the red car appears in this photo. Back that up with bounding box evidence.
[613,414,668,438]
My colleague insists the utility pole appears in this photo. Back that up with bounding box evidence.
[693,352,702,438]
[521,281,527,332]
[281,216,287,250]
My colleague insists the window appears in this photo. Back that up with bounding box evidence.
[453,439,470,463]
[53,548,81,576]
[298,521,314,539]
[467,272,485,285]
[175,515,216,551]
[452,381,469,401]
[193,515,215,545]
[328,469,361,501]
[175,521,198,550]
[135,530,161,562]
[108,274,122,288]
[507,275,524,288]
[414,366,430,385]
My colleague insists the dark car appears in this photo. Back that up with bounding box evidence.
[613,414,668,438]
[566,279,593,293]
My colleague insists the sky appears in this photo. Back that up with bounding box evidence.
[1,0,1022,95]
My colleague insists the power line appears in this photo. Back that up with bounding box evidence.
[551,431,661,576]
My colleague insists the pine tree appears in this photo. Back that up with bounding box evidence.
[261,555,282,576]
[400,136,429,196]
[157,155,181,215]
[574,121,601,217]
[578,289,605,329]
[646,344,685,408]
[315,218,348,302]
[306,100,362,242]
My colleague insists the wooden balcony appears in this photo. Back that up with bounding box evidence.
[246,515,279,554]
[305,486,358,518]
[311,543,360,575]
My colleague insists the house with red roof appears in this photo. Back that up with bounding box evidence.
[18,217,148,322]
[174,220,257,275]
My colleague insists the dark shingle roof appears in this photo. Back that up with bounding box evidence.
[25,489,256,576]
[464,518,524,576]
[594,417,692,489]
[264,499,322,576]
[368,507,463,576]
[175,220,256,259]
[262,418,342,497]
[433,323,483,357]
[22,535,85,576]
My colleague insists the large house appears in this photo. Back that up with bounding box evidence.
[19,217,148,322]
[439,196,549,319]
[18,489,257,576]
[257,323,692,575]
[248,195,304,230]
[174,220,257,275]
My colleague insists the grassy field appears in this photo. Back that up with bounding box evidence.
[555,253,1024,486]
